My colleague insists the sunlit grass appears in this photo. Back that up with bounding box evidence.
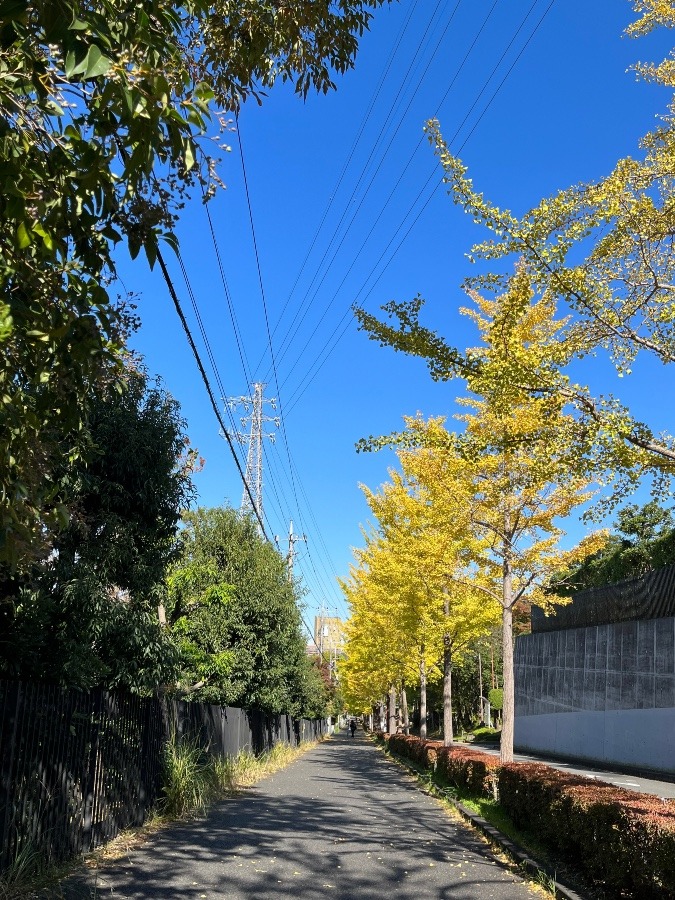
[160,735,318,817]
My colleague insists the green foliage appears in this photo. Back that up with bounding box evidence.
[0,0,388,576]
[488,688,503,711]
[470,725,501,743]
[0,366,192,692]
[167,506,327,716]
[554,500,675,592]
[200,0,390,107]
[160,734,218,818]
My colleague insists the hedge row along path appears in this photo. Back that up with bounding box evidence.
[59,730,542,899]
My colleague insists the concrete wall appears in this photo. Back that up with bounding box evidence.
[514,617,675,773]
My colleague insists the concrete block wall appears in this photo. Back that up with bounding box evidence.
[514,617,675,773]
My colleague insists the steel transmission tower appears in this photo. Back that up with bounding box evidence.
[227,383,278,530]
[275,520,307,582]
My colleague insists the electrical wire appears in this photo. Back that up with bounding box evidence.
[237,119,348,618]
[156,247,268,537]
[268,0,500,390]
[281,0,556,413]
[265,0,466,382]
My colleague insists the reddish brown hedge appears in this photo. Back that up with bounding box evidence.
[499,763,675,897]
[386,733,443,769]
[437,745,499,798]
[381,733,675,896]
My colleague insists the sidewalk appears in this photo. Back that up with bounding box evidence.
[59,731,543,900]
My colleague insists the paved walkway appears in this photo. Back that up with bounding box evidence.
[65,731,541,900]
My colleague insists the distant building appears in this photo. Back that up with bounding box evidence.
[314,616,345,657]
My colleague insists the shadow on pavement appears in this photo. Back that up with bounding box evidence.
[54,731,536,900]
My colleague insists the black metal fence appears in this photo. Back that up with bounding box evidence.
[0,681,327,874]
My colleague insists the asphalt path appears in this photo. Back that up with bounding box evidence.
[64,731,541,900]
[474,743,675,799]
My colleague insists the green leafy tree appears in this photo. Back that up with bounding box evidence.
[555,500,675,591]
[1,365,194,691]
[0,0,389,576]
[167,506,324,716]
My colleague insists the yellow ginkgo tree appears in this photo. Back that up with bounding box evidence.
[340,522,443,734]
[358,272,607,761]
[341,427,499,741]
[375,434,500,744]
[357,2,675,504]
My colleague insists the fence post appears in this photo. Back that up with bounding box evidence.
[81,690,103,854]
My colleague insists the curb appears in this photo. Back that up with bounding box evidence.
[450,798,586,900]
[375,741,587,900]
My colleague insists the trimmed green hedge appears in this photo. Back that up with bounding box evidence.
[378,733,675,898]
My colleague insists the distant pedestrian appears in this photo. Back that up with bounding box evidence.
[349,719,356,737]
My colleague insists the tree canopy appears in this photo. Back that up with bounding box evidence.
[0,366,194,691]
[357,270,605,759]
[554,500,675,592]
[166,506,326,716]
[0,0,389,576]
[355,2,675,509]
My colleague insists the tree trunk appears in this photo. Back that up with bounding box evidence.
[419,654,427,739]
[501,569,515,763]
[443,634,453,746]
[388,683,397,734]
[401,687,410,734]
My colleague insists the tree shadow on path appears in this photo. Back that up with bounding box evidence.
[55,732,538,900]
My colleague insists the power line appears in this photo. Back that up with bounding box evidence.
[264,0,466,384]
[281,1,556,412]
[269,0,499,391]
[203,200,253,387]
[155,246,268,537]
[255,0,424,366]
[236,120,350,616]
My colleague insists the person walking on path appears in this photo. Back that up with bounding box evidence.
[64,731,543,900]
[349,718,357,737]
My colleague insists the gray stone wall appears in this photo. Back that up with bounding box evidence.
[514,617,675,772]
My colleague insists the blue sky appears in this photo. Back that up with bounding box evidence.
[118,1,674,636]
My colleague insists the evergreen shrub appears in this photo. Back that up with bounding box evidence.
[499,763,675,897]
[437,745,499,797]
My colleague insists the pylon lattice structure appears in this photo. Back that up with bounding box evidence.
[227,383,279,531]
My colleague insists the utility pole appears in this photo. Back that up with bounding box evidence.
[286,520,306,582]
[227,382,279,532]
[478,651,483,722]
